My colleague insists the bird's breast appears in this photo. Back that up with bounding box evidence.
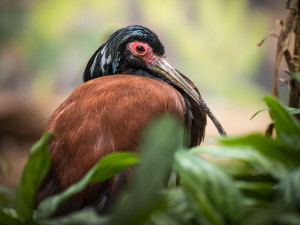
[45,74,186,187]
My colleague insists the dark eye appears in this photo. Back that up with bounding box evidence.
[136,45,145,52]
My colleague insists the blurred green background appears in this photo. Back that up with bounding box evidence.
[1,0,285,99]
[0,0,289,187]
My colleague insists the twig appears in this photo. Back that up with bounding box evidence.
[272,6,297,97]
[288,1,300,121]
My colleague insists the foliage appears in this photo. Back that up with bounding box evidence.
[191,96,300,224]
[1,97,300,225]
[0,133,139,224]
[251,106,300,120]
[16,133,51,221]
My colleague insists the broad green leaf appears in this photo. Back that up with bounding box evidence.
[36,152,138,220]
[221,134,300,171]
[194,151,256,178]
[264,96,300,148]
[39,209,109,225]
[0,210,22,225]
[191,145,291,179]
[174,150,244,225]
[277,168,300,207]
[110,116,183,225]
[89,152,139,183]
[242,204,292,225]
[15,133,51,222]
[235,181,274,201]
[149,188,193,225]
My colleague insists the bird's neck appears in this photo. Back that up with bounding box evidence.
[117,68,171,84]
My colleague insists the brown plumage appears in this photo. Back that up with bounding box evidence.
[35,25,225,216]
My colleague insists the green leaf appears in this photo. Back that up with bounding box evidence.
[88,152,139,184]
[149,188,194,225]
[193,149,256,178]
[36,152,138,220]
[221,134,300,173]
[250,108,269,120]
[251,106,300,120]
[277,168,300,207]
[286,107,300,115]
[39,209,109,225]
[15,132,51,222]
[191,145,291,179]
[109,115,183,225]
[264,96,300,148]
[242,203,294,225]
[174,150,244,225]
[0,210,22,225]
[235,181,274,202]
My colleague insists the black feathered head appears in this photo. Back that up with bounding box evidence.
[83,25,165,81]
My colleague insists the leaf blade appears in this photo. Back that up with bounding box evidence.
[15,133,51,221]
[36,152,139,220]
[220,134,300,173]
[110,115,183,225]
[264,96,300,147]
[174,150,244,225]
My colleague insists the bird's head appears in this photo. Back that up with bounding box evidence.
[83,25,201,108]
[83,25,226,135]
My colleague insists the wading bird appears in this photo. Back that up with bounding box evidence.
[36,25,226,216]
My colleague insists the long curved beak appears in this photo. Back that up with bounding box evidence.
[151,57,200,105]
[150,57,227,136]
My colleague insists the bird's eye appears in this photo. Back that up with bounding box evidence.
[136,45,145,52]
[128,42,148,56]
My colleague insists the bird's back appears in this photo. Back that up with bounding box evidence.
[36,75,187,215]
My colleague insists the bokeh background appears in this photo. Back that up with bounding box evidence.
[0,0,289,188]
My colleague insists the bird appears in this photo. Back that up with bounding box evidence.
[35,25,226,216]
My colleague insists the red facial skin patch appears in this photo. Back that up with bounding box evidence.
[127,41,157,65]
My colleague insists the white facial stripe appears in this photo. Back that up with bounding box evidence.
[101,53,106,73]
[90,51,100,76]
[106,54,111,64]
[100,53,112,74]
[100,45,106,54]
